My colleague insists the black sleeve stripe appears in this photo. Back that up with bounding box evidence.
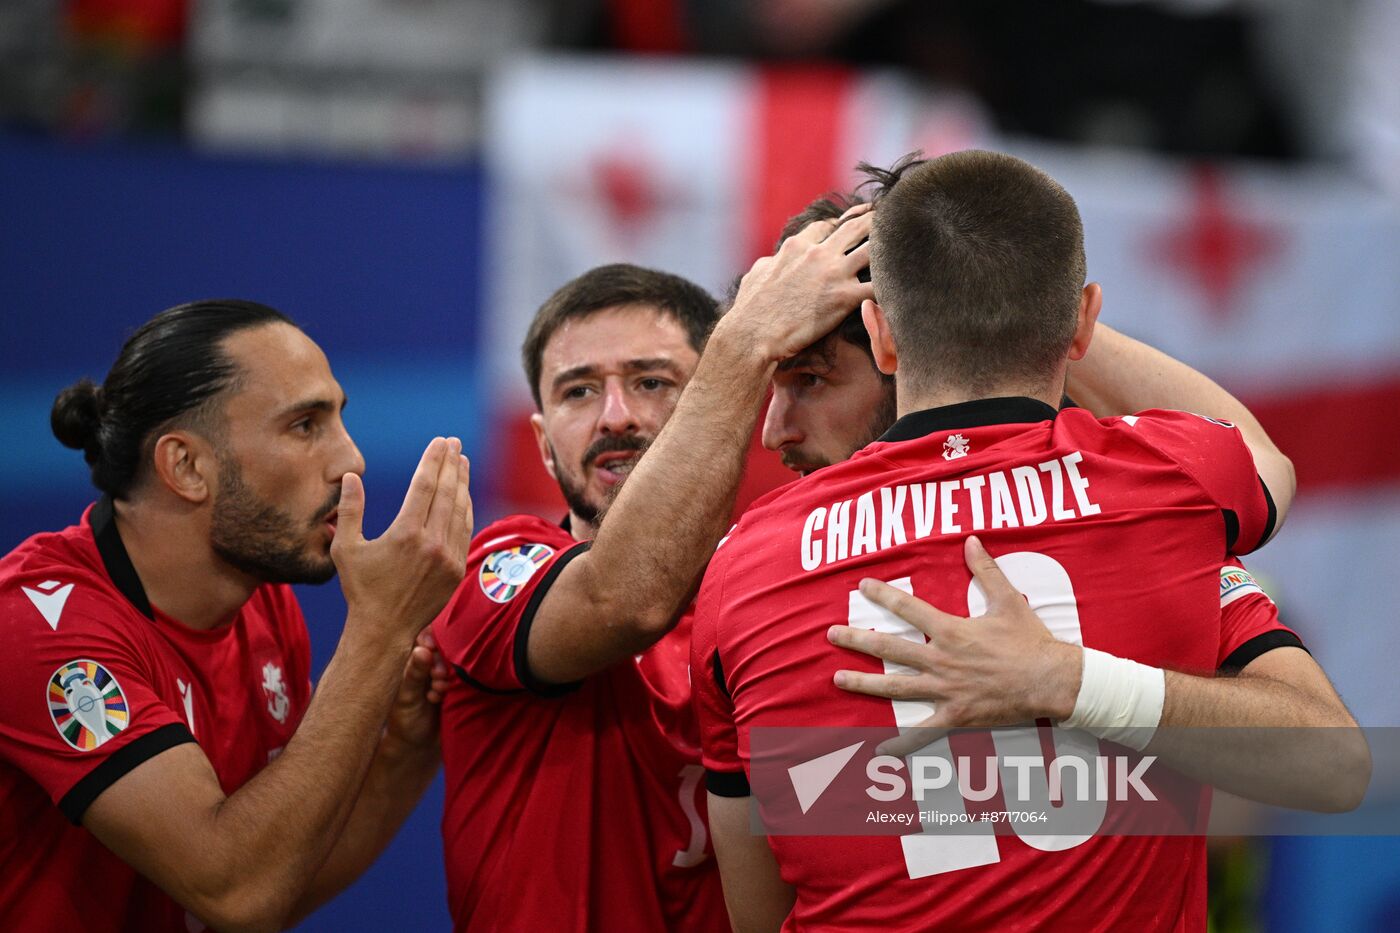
[1219,630,1310,674]
[60,722,196,825]
[1258,476,1278,548]
[1222,508,1240,556]
[512,541,592,698]
[713,649,732,700]
[705,769,752,798]
[453,664,524,696]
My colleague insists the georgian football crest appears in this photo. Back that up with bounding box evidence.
[479,543,555,603]
[48,660,129,751]
[262,662,291,724]
[943,434,971,460]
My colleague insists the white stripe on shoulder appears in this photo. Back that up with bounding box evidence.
[479,534,523,551]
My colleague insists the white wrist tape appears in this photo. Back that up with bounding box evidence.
[1060,648,1165,751]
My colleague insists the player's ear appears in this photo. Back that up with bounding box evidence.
[1067,283,1103,362]
[861,299,898,376]
[150,431,214,504]
[529,412,558,481]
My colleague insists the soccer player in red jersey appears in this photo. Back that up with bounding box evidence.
[762,185,1309,690]
[431,247,873,930]
[692,153,1368,931]
[0,300,471,933]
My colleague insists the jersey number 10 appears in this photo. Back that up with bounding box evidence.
[847,551,1106,879]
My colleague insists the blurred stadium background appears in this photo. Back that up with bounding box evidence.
[2,1,1398,930]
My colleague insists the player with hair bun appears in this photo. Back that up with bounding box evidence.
[0,299,471,932]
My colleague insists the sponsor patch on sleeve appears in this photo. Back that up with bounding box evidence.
[479,543,555,603]
[48,660,129,751]
[1220,566,1268,607]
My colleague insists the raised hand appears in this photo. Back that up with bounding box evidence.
[827,536,1082,735]
[721,205,876,364]
[331,437,473,645]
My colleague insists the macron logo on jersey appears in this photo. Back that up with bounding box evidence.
[22,580,74,630]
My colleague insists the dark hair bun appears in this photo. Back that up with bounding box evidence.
[51,378,104,463]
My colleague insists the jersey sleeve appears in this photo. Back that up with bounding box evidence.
[0,582,194,824]
[1121,409,1277,554]
[432,529,590,697]
[691,555,750,798]
[1217,561,1306,672]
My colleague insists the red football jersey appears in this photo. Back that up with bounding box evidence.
[432,514,729,932]
[693,399,1303,932]
[0,499,312,932]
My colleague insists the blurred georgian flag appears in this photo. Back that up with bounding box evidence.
[485,56,1400,724]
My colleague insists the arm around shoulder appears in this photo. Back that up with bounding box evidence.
[1066,321,1296,534]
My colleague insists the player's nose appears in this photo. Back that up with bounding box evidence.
[329,420,366,482]
[597,381,640,435]
[762,393,801,452]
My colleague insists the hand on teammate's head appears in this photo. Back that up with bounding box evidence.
[721,204,876,365]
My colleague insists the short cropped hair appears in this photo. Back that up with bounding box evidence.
[869,150,1085,394]
[521,263,719,408]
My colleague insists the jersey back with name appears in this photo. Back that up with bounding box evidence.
[693,403,1275,932]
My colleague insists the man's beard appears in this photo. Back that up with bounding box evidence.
[210,452,340,585]
[779,447,832,475]
[867,383,898,449]
[553,434,651,530]
[781,386,899,475]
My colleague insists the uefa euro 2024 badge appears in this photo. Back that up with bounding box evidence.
[479,543,555,603]
[48,660,129,751]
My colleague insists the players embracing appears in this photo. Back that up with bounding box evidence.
[433,149,1367,933]
[1,149,1368,933]
[692,151,1368,931]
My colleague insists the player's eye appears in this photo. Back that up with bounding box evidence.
[291,416,315,435]
[562,385,593,401]
[798,372,824,389]
[638,377,669,392]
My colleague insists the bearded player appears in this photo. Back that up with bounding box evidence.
[692,152,1367,931]
[431,223,873,930]
[0,300,471,931]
